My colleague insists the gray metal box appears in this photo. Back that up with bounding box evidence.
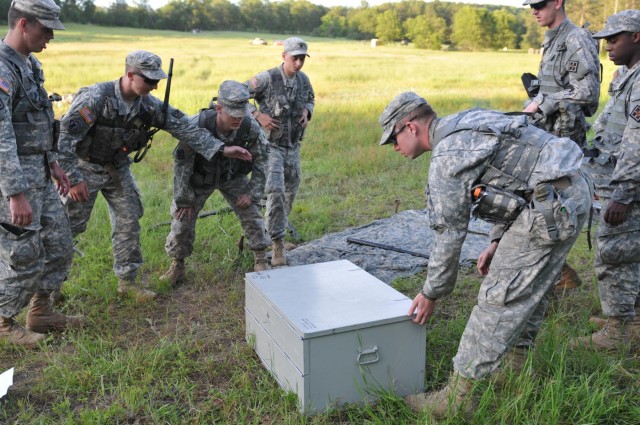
[245,260,426,413]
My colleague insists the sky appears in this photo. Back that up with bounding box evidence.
[95,0,521,11]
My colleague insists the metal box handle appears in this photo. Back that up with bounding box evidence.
[357,345,379,365]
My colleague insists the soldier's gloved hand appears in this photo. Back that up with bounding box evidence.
[69,182,90,202]
[235,194,252,209]
[9,193,33,226]
[255,112,280,130]
[49,161,71,197]
[603,200,628,226]
[175,207,195,222]
[223,145,252,162]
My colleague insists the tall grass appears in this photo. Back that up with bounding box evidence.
[1,24,636,424]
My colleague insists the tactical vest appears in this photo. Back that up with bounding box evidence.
[434,110,554,224]
[259,67,311,146]
[190,108,253,188]
[535,21,599,144]
[77,81,153,167]
[0,46,55,156]
[587,66,640,197]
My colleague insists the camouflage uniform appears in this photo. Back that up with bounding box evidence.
[583,31,640,320]
[528,18,600,147]
[245,40,315,241]
[0,40,73,318]
[165,106,271,260]
[379,94,591,380]
[58,52,225,282]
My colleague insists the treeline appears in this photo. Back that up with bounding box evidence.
[1,0,637,50]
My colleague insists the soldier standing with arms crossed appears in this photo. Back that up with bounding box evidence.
[58,51,251,301]
[245,37,315,267]
[161,81,272,284]
[523,0,601,290]
[570,10,640,351]
[0,0,84,348]
[379,92,591,419]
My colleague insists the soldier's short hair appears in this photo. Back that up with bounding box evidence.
[8,6,37,29]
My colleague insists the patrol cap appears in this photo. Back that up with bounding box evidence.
[522,0,547,5]
[125,50,168,80]
[379,92,428,146]
[284,37,310,57]
[11,0,64,30]
[218,80,250,118]
[593,10,640,39]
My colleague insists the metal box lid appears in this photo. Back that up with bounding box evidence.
[245,260,414,338]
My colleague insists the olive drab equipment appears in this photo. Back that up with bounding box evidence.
[526,21,601,146]
[189,107,253,188]
[0,46,57,157]
[433,109,565,240]
[78,58,174,168]
[257,67,311,146]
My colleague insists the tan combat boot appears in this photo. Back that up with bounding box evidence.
[491,346,529,387]
[253,250,271,272]
[568,317,633,351]
[0,316,45,348]
[404,372,477,420]
[554,263,582,292]
[589,305,640,331]
[271,239,287,267]
[25,293,85,333]
[117,279,157,302]
[159,258,186,286]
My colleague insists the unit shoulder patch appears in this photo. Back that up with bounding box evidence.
[630,105,640,123]
[171,109,185,119]
[567,61,579,73]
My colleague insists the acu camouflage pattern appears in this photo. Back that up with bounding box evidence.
[530,19,600,146]
[585,59,640,319]
[165,113,270,259]
[0,41,72,317]
[245,63,315,240]
[422,108,591,379]
[58,79,227,281]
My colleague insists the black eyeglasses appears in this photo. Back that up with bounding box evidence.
[135,73,160,86]
[530,0,549,11]
[389,122,408,145]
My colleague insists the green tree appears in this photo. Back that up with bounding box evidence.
[376,9,403,42]
[491,8,518,49]
[451,5,493,51]
[404,13,447,50]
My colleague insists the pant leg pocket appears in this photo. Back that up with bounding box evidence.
[0,224,40,267]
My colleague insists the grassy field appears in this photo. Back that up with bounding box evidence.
[1,24,638,424]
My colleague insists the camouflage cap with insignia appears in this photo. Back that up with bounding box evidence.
[125,50,168,80]
[593,10,640,39]
[12,0,65,30]
[284,37,310,57]
[379,92,428,146]
[218,80,250,118]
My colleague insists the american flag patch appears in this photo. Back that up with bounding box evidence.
[79,106,95,124]
[0,78,11,94]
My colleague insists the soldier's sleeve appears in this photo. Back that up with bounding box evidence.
[172,136,197,208]
[609,79,640,204]
[154,97,224,161]
[0,66,29,197]
[244,71,270,115]
[247,123,269,203]
[58,87,101,186]
[303,74,315,119]
[537,31,600,116]
[421,138,485,299]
